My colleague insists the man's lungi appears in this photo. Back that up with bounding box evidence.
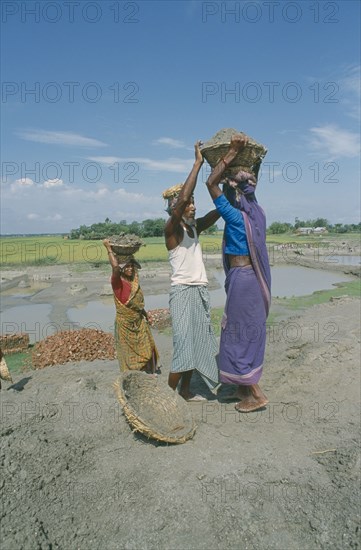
[169,284,219,390]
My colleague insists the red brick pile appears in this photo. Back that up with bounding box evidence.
[147,309,171,330]
[32,329,116,369]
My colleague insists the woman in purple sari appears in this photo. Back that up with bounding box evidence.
[205,134,271,412]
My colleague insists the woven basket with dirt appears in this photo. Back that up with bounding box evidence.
[108,233,144,256]
[200,127,267,179]
[114,371,196,444]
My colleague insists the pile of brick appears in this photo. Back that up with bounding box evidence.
[0,333,30,355]
[147,309,171,330]
[32,329,116,369]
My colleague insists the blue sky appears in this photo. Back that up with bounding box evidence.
[1,0,360,234]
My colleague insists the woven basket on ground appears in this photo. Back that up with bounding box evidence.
[0,357,13,383]
[200,128,267,179]
[113,371,196,444]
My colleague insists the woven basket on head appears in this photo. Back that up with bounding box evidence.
[162,183,184,200]
[201,128,267,179]
[113,371,196,444]
[0,357,13,383]
[108,233,144,256]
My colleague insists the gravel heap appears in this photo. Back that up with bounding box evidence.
[147,308,171,329]
[31,311,170,369]
[32,329,116,369]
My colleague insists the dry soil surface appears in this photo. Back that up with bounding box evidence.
[1,294,360,549]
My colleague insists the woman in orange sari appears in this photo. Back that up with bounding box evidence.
[103,239,159,372]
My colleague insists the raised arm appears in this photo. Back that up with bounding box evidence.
[164,141,204,248]
[206,134,248,200]
[196,209,220,234]
[103,239,120,277]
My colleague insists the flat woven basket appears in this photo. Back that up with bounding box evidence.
[201,128,267,179]
[0,357,13,383]
[113,371,196,444]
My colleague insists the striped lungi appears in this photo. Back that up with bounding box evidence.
[169,284,219,390]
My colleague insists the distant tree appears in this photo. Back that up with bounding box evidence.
[313,218,329,228]
[333,223,348,233]
[141,218,166,237]
[294,217,306,229]
[268,222,292,234]
[69,228,80,239]
[127,221,142,236]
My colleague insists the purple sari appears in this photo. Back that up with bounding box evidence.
[219,177,271,386]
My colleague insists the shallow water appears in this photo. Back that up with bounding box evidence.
[269,265,354,297]
[0,304,55,344]
[320,255,361,266]
[66,266,355,333]
[67,301,114,333]
[1,266,355,340]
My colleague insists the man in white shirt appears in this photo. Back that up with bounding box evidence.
[163,141,220,400]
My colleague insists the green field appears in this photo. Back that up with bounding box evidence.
[2,232,356,267]
[0,235,224,266]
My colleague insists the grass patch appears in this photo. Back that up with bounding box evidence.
[29,257,59,266]
[5,349,33,374]
[276,280,360,310]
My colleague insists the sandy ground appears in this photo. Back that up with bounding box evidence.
[0,248,360,549]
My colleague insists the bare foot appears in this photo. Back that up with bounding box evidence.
[234,384,269,413]
[179,392,207,402]
[235,398,269,412]
[222,385,249,401]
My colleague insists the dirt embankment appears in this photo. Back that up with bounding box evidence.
[0,296,360,549]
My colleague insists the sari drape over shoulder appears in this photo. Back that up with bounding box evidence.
[219,180,271,385]
[114,273,159,371]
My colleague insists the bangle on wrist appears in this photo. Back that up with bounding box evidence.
[221,157,229,168]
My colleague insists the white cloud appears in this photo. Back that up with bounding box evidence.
[17,130,107,148]
[340,65,361,121]
[153,137,187,149]
[15,177,34,186]
[137,157,192,172]
[43,178,64,188]
[2,181,163,233]
[88,156,192,173]
[309,125,360,159]
[85,156,120,166]
[341,65,361,96]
